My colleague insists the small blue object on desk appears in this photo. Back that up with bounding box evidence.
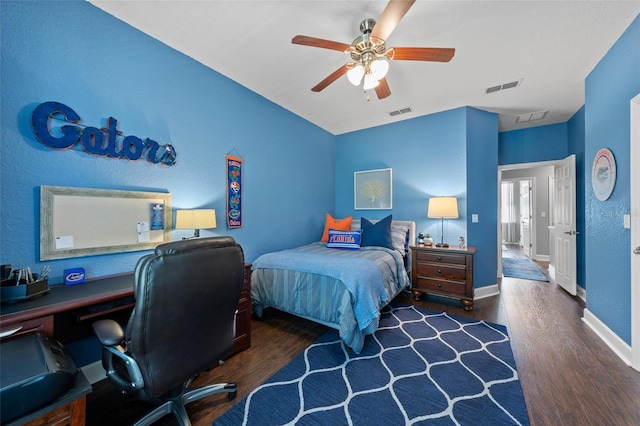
[64,268,85,285]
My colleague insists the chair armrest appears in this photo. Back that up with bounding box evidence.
[92,319,144,391]
[92,319,125,346]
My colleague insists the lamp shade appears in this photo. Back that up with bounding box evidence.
[370,59,389,80]
[175,209,217,230]
[427,197,459,219]
[362,73,380,90]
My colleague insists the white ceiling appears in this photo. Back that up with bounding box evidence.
[89,1,640,135]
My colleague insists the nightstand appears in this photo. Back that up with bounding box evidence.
[410,245,476,310]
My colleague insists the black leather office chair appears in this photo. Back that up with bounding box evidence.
[92,236,244,426]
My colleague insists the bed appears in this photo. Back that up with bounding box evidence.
[251,218,415,354]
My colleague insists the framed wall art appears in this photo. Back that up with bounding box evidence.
[354,168,392,210]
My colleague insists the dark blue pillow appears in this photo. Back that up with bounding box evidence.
[361,215,393,249]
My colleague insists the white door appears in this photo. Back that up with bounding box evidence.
[520,180,532,258]
[554,155,577,296]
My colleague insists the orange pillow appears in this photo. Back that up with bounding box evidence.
[321,214,353,242]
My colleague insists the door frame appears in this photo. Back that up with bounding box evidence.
[631,94,639,371]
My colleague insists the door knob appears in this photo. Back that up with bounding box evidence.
[634,246,640,255]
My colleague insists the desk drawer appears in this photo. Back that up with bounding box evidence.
[414,277,467,296]
[416,263,466,280]
[0,315,54,341]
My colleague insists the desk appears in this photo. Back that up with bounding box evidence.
[1,265,252,354]
[0,274,134,341]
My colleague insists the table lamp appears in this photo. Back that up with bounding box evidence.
[175,209,217,239]
[427,196,459,248]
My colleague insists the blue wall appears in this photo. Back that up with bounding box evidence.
[498,122,568,165]
[466,108,499,292]
[0,0,335,285]
[584,14,639,344]
[335,107,499,289]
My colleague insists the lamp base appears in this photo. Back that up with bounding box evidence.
[436,243,449,248]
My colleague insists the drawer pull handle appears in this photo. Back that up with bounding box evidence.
[438,269,442,274]
[437,256,442,261]
[438,283,442,288]
[0,326,23,338]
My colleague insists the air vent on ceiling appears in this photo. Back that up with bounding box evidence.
[516,110,548,124]
[486,79,521,94]
[388,107,413,117]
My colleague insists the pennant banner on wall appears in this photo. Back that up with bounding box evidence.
[226,155,242,228]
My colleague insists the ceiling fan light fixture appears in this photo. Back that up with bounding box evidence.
[370,58,389,80]
[363,73,380,90]
[347,64,364,86]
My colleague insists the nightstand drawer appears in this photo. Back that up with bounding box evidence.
[415,251,467,265]
[416,263,466,280]
[415,277,467,296]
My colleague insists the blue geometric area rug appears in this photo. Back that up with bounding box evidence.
[502,257,548,282]
[215,305,530,426]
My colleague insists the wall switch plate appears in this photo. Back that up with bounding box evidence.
[624,214,631,229]
[541,211,546,217]
[472,214,479,223]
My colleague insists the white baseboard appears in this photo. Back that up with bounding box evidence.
[81,360,106,384]
[582,308,632,367]
[475,283,500,300]
[534,254,550,262]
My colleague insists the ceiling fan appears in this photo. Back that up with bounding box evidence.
[292,0,455,100]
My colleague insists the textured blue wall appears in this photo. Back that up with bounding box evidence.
[335,108,467,243]
[466,108,499,292]
[584,14,639,344]
[0,1,335,285]
[335,107,499,289]
[498,123,568,166]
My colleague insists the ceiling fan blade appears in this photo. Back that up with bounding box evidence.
[388,47,455,62]
[311,65,349,92]
[371,0,416,40]
[375,78,391,99]
[292,35,350,52]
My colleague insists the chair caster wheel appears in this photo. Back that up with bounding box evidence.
[228,390,237,401]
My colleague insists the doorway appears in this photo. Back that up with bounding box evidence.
[498,160,571,285]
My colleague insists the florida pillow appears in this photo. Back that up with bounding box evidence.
[360,215,394,249]
[327,229,362,249]
[321,214,353,242]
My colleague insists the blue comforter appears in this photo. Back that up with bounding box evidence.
[252,243,409,353]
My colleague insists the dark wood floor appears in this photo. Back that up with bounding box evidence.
[86,245,640,425]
